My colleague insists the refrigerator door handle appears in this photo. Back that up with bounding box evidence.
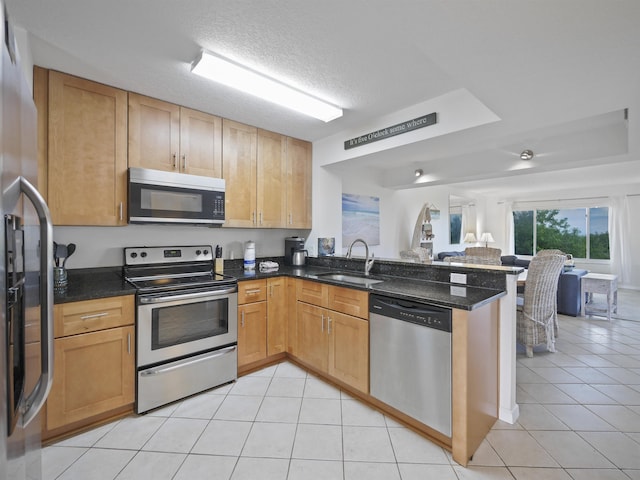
[19,176,54,427]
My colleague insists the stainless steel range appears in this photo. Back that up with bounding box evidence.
[123,245,238,413]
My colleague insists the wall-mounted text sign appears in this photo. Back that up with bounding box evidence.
[344,112,437,150]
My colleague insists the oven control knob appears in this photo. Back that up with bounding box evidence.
[196,249,202,255]
[141,252,147,258]
[203,249,209,255]
[130,252,137,258]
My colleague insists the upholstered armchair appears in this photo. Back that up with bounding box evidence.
[516,253,565,357]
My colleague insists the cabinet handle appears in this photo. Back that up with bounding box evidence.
[182,154,187,170]
[80,312,109,320]
[172,153,177,169]
[327,316,332,335]
[321,314,324,332]
[127,333,131,354]
[245,289,261,295]
[252,211,256,225]
[119,202,123,221]
[241,310,245,327]
[259,212,263,225]
[289,213,292,225]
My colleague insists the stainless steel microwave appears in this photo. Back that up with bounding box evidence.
[128,167,225,225]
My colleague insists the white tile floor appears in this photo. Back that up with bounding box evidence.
[42,290,640,480]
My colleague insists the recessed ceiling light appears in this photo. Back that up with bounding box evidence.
[191,51,343,122]
[520,149,534,160]
[415,169,423,177]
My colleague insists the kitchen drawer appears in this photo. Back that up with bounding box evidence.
[296,279,328,307]
[328,285,369,319]
[54,295,135,338]
[238,279,267,304]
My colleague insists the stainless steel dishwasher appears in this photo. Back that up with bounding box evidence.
[369,294,452,437]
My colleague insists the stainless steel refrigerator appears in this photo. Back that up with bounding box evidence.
[1,3,54,479]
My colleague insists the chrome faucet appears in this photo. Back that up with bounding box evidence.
[346,238,375,276]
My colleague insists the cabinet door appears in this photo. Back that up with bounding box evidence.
[296,302,328,373]
[222,119,257,227]
[328,311,369,393]
[286,137,312,228]
[46,326,135,430]
[128,93,180,172]
[47,71,128,225]
[257,129,286,227]
[238,302,267,367]
[267,277,287,356]
[179,107,222,177]
[286,278,298,357]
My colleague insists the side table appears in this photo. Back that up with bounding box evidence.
[580,273,618,321]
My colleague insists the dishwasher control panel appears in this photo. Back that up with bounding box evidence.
[369,294,452,333]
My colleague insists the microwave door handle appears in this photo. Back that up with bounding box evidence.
[19,176,55,427]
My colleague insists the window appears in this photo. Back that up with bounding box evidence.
[513,207,610,259]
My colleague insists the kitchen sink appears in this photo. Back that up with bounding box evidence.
[315,272,384,287]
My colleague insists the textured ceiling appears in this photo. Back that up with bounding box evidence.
[7,0,640,193]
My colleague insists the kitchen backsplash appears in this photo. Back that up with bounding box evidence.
[53,225,309,269]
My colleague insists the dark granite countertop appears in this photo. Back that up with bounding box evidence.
[226,264,505,311]
[54,267,136,304]
[55,259,508,311]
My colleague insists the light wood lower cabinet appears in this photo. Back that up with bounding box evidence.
[45,295,135,438]
[267,277,287,356]
[328,311,369,393]
[46,326,134,431]
[238,301,267,366]
[295,279,369,393]
[237,277,288,368]
[296,302,329,372]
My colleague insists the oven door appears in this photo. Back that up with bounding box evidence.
[137,286,237,367]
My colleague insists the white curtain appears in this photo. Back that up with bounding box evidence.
[609,195,632,286]
[504,201,514,255]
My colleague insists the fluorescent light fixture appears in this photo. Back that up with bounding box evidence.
[191,51,343,122]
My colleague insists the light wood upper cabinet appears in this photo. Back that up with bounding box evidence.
[222,119,258,227]
[180,107,223,177]
[128,93,222,177]
[45,70,128,225]
[286,137,312,228]
[257,129,287,227]
[223,122,309,228]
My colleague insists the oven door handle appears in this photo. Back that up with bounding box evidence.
[140,345,237,376]
[139,287,237,304]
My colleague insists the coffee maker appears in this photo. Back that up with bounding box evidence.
[284,236,305,265]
